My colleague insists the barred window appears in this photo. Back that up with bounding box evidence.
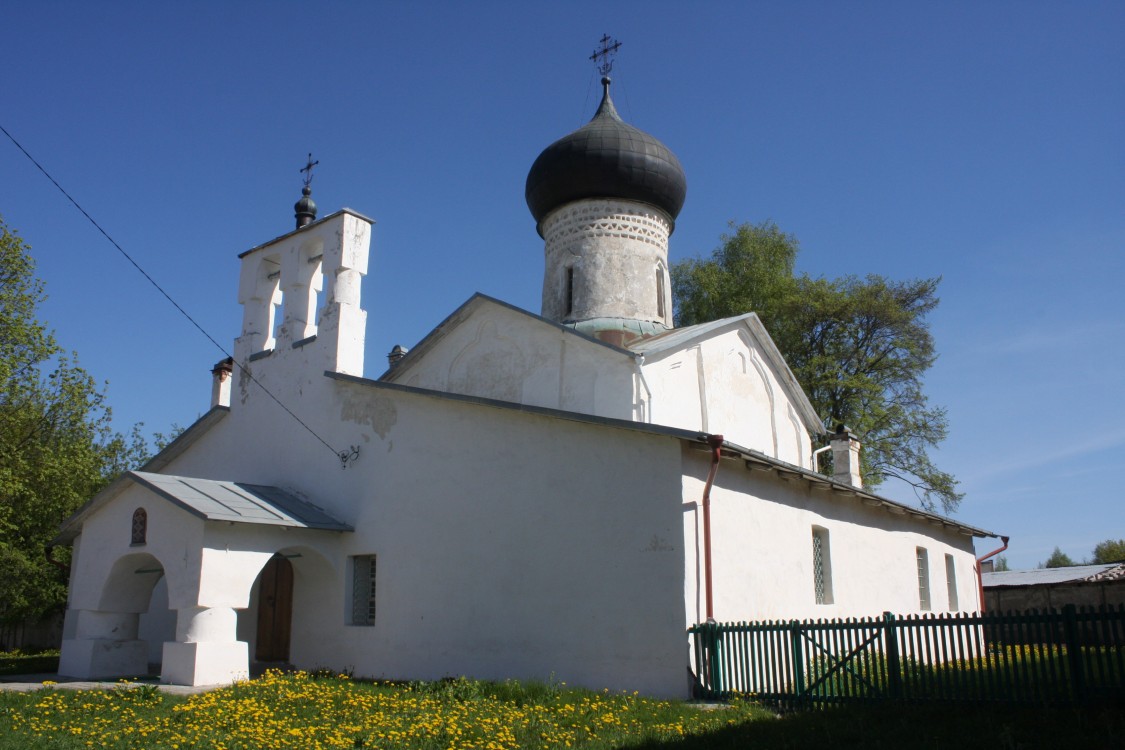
[945,553,959,611]
[131,508,147,545]
[351,555,377,626]
[812,526,833,605]
[916,548,931,611]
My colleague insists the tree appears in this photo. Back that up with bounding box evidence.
[994,556,1010,572]
[1041,547,1076,568]
[0,217,148,626]
[1091,538,1125,564]
[672,221,960,513]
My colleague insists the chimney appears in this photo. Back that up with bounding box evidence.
[211,357,233,408]
[387,344,409,369]
[830,424,862,488]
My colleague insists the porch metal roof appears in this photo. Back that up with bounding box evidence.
[127,471,352,531]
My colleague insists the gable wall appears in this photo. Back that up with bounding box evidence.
[389,304,639,420]
[680,446,980,625]
[643,329,814,467]
[66,485,206,613]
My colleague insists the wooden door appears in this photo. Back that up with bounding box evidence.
[255,555,293,662]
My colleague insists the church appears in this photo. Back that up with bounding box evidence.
[54,62,997,698]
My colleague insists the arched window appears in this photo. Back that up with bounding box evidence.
[655,266,666,319]
[131,508,147,545]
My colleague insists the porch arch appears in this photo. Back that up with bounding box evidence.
[239,544,338,668]
[59,551,171,679]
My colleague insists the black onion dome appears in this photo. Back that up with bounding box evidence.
[526,78,686,234]
[294,185,317,228]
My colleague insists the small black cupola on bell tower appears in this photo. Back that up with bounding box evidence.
[294,153,319,229]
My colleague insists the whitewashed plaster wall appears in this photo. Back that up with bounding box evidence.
[679,447,980,627]
[134,356,693,696]
[385,302,639,420]
[642,328,814,467]
[61,473,342,681]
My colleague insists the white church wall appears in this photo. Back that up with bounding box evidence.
[303,383,691,698]
[641,329,815,467]
[59,486,208,680]
[64,485,206,614]
[680,447,980,627]
[641,348,705,435]
[125,364,694,696]
[385,302,638,420]
[137,577,174,666]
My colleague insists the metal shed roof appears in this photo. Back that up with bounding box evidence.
[127,471,351,531]
[982,563,1125,588]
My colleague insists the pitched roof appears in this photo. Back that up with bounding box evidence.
[982,563,1125,588]
[126,471,351,531]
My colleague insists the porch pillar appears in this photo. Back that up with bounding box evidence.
[161,606,248,686]
[58,610,147,679]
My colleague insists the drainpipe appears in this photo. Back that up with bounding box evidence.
[811,444,832,473]
[974,536,1010,613]
[45,545,70,575]
[701,434,725,623]
[634,355,653,423]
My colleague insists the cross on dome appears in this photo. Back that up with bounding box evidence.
[590,34,622,78]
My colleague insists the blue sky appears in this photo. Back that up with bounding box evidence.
[2,1,1122,570]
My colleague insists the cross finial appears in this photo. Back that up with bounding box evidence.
[300,153,319,189]
[590,34,622,78]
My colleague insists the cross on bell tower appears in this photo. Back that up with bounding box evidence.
[294,153,319,229]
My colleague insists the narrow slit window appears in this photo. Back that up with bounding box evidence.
[565,267,574,317]
[656,267,666,319]
[131,508,147,545]
[945,553,958,611]
[916,547,931,611]
[351,555,377,626]
[812,526,833,605]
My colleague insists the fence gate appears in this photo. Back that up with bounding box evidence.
[689,605,1125,707]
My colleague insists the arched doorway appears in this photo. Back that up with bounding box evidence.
[254,554,293,662]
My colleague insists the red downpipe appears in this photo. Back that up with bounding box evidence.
[974,536,1009,612]
[701,434,725,623]
[45,545,70,575]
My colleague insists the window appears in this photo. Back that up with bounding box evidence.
[945,554,959,611]
[916,547,931,611]
[565,267,574,317]
[351,555,377,626]
[131,508,147,545]
[655,267,666,319]
[812,526,833,605]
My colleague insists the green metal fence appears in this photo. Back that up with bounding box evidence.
[689,604,1125,707]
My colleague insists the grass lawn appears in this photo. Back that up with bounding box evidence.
[0,669,1121,749]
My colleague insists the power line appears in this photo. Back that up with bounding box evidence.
[0,122,358,469]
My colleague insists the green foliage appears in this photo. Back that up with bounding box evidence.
[1042,547,1077,568]
[672,221,960,513]
[1091,538,1125,564]
[994,555,1010,572]
[0,649,60,676]
[0,217,151,625]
